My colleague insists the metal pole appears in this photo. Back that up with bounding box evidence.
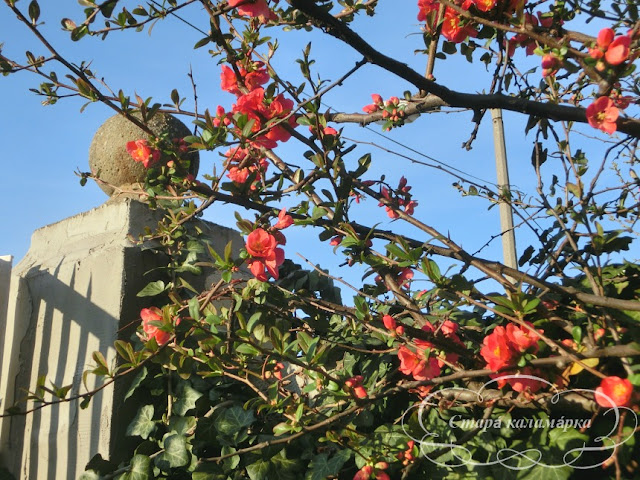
[490,109,518,272]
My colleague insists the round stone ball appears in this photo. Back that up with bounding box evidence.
[89,113,199,197]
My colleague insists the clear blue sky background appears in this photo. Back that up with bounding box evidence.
[0,1,613,289]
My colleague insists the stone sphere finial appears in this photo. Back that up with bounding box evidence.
[89,113,199,197]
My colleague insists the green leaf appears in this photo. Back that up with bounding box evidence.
[136,280,166,297]
[173,383,203,416]
[189,296,201,321]
[169,416,196,436]
[548,427,588,450]
[270,449,301,480]
[305,450,351,480]
[214,406,255,436]
[126,405,155,439]
[246,459,271,480]
[124,367,148,401]
[125,454,151,480]
[236,343,261,355]
[28,0,40,23]
[156,434,190,470]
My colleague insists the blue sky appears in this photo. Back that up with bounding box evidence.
[1,1,613,290]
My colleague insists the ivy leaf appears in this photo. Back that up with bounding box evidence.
[192,463,227,480]
[270,449,301,480]
[155,434,190,470]
[305,450,351,480]
[214,406,255,435]
[122,454,151,480]
[126,405,155,439]
[173,383,203,416]
[169,416,196,435]
[548,428,588,450]
[246,459,271,480]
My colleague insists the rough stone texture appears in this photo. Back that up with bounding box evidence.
[89,113,199,197]
[0,198,243,479]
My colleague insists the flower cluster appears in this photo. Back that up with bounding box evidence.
[506,13,554,57]
[217,58,298,149]
[398,319,462,383]
[397,441,416,466]
[126,139,161,168]
[382,314,405,336]
[417,0,503,44]
[223,146,269,191]
[589,28,632,68]
[480,323,544,393]
[378,176,417,219]
[245,208,292,281]
[353,462,389,480]
[362,94,407,130]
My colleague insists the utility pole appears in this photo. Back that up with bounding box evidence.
[490,109,518,273]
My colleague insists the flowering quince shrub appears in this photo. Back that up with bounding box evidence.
[4,0,640,479]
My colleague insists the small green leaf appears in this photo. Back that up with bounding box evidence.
[136,280,166,297]
[124,367,148,400]
[189,296,201,321]
[28,0,40,23]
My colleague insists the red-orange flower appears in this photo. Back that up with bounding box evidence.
[605,34,631,65]
[345,375,368,399]
[480,326,514,371]
[541,53,561,77]
[273,208,293,230]
[227,0,275,21]
[417,0,439,21]
[505,322,540,353]
[126,139,161,168]
[441,8,477,43]
[246,228,277,257]
[382,314,396,330]
[597,28,615,49]
[595,376,633,408]
[398,346,441,381]
[473,0,496,12]
[246,228,285,281]
[586,96,619,135]
[506,367,544,393]
[140,307,171,345]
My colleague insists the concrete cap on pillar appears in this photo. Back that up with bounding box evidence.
[88,113,199,197]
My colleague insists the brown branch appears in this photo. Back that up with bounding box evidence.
[287,0,640,138]
[328,94,445,125]
[201,404,361,462]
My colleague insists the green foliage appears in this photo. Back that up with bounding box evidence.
[4,0,640,479]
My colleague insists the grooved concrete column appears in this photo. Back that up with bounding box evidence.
[0,198,242,479]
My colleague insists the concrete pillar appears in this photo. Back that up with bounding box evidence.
[0,198,242,479]
[0,113,242,479]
